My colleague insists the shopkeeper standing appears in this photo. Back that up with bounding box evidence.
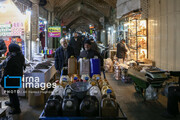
[54,38,75,73]
[116,39,128,62]
[0,39,7,57]
[79,40,103,65]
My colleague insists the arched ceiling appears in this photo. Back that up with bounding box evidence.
[45,0,117,31]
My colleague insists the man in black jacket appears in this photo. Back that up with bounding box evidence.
[116,39,127,62]
[0,39,7,57]
[54,38,75,73]
[69,32,82,58]
[1,43,25,114]
[79,40,103,65]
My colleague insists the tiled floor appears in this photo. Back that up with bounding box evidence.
[0,73,179,120]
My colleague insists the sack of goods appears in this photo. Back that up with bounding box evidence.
[104,58,113,73]
[68,56,77,76]
[79,58,90,75]
[114,64,121,80]
[121,68,132,83]
[90,58,101,77]
[145,85,158,100]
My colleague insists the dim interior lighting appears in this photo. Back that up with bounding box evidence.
[108,27,111,30]
[103,30,105,32]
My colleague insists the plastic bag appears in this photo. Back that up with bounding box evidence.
[145,85,158,100]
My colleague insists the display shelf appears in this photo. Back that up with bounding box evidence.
[127,16,147,61]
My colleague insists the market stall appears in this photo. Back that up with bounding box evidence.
[39,57,127,120]
[0,0,29,57]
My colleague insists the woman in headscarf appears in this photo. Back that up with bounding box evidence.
[1,43,25,114]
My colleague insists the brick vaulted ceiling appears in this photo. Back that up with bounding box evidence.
[45,0,117,31]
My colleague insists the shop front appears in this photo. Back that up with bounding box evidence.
[118,11,148,62]
[0,0,31,58]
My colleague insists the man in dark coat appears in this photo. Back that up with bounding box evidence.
[1,43,25,114]
[0,39,7,57]
[54,38,75,73]
[69,32,82,57]
[81,35,87,50]
[117,39,127,62]
[90,38,99,53]
[79,40,103,66]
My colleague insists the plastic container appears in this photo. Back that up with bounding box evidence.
[98,80,109,89]
[70,82,92,100]
[90,58,101,77]
[88,86,102,102]
[62,89,79,117]
[80,95,99,117]
[81,74,90,82]
[101,89,118,117]
[51,85,64,98]
[101,85,116,99]
[44,95,62,117]
[71,74,80,83]
[89,80,99,87]
[68,56,77,76]
[79,58,90,75]
[60,75,71,88]
[92,74,101,82]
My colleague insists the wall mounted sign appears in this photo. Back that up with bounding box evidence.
[48,26,61,38]
[0,22,24,36]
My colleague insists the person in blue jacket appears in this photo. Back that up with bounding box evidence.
[54,38,74,73]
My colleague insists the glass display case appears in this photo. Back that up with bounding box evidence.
[127,15,147,61]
